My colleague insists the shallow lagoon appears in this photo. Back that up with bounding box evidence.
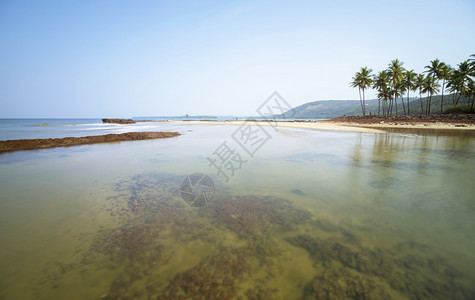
[0,124,474,299]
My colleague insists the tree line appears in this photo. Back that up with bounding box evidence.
[350,55,475,116]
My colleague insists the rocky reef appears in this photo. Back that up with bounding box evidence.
[0,131,180,153]
[287,234,473,299]
[102,118,136,124]
[37,172,475,299]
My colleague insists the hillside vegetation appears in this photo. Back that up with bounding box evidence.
[279,94,471,120]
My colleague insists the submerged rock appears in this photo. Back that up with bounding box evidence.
[286,234,474,299]
[38,172,475,299]
[303,268,392,300]
[291,188,305,196]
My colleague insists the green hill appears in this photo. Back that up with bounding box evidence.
[279,94,471,119]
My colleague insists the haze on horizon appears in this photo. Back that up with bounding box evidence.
[0,0,474,118]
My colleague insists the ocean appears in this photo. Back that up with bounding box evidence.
[0,117,324,141]
[0,118,191,141]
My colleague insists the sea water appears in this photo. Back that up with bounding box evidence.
[0,118,188,141]
[0,122,474,299]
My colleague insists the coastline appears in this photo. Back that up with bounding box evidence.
[155,118,475,133]
[2,116,473,153]
[0,131,180,153]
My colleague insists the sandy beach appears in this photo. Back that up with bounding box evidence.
[156,118,475,133]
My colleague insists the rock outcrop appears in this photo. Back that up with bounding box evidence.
[0,132,180,153]
[102,118,136,124]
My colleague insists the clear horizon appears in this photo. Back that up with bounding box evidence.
[1,0,474,118]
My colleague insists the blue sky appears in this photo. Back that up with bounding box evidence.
[0,0,474,118]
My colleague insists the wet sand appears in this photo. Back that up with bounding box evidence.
[0,131,180,153]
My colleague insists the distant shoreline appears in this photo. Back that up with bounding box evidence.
[154,116,475,133]
[0,131,180,153]
[324,115,475,132]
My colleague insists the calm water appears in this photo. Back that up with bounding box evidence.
[0,123,474,299]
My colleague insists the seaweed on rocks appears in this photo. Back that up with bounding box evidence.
[158,247,254,300]
[99,174,315,299]
[303,268,392,300]
[40,172,316,299]
[313,219,359,243]
[37,171,475,299]
[287,234,474,299]
[113,172,184,217]
[202,195,312,240]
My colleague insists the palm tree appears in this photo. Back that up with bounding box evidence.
[469,54,475,74]
[468,80,475,112]
[350,73,364,115]
[373,70,390,115]
[422,75,440,114]
[437,64,450,113]
[390,82,404,115]
[388,59,405,115]
[379,87,392,116]
[402,70,417,115]
[376,89,391,116]
[445,66,458,106]
[450,61,471,106]
[350,67,373,116]
[414,74,425,114]
[425,59,448,113]
[469,55,475,111]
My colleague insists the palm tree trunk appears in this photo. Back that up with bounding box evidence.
[395,94,398,115]
[455,93,461,106]
[407,90,410,115]
[426,93,430,115]
[358,88,364,116]
[419,92,423,114]
[440,79,445,113]
[362,89,366,116]
[401,96,406,115]
[428,93,432,114]
[471,95,474,113]
[378,99,381,116]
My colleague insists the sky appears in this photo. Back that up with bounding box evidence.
[0,0,474,118]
